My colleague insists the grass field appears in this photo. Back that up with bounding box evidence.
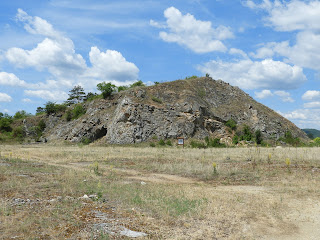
[1,144,320,239]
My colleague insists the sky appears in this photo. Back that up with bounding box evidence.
[0,0,320,129]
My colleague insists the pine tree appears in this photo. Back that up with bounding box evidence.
[67,85,86,105]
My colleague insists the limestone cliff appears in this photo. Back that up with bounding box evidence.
[38,77,308,144]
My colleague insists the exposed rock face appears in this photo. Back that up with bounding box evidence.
[43,77,308,143]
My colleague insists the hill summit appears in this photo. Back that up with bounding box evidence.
[31,77,307,144]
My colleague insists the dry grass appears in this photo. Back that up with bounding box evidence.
[1,144,320,239]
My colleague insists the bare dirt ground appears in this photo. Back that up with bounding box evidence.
[1,144,320,239]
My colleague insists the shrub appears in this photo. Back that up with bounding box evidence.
[242,125,252,141]
[38,119,46,132]
[166,140,172,146]
[13,110,31,120]
[0,117,12,132]
[225,119,237,131]
[97,82,116,99]
[149,142,156,147]
[130,80,145,88]
[65,110,72,121]
[81,137,91,145]
[154,82,160,85]
[314,137,320,145]
[232,135,239,145]
[12,126,25,139]
[158,139,166,146]
[152,96,162,103]
[185,75,198,80]
[118,86,129,92]
[72,105,86,120]
[280,131,300,146]
[255,130,263,144]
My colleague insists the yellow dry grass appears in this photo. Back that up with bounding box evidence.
[1,144,320,239]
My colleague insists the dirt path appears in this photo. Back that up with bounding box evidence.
[264,199,320,240]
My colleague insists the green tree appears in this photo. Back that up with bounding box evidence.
[44,102,66,115]
[67,85,86,105]
[84,92,99,101]
[97,82,116,98]
[36,107,45,115]
[13,110,31,120]
[45,102,57,115]
[314,137,320,145]
[0,115,13,132]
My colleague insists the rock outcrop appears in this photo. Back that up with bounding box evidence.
[42,77,308,144]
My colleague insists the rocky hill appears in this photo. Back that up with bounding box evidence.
[25,77,308,144]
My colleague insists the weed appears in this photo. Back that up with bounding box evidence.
[212,162,218,175]
[285,158,291,173]
[166,140,172,146]
[97,231,110,240]
[158,139,166,146]
[81,137,91,145]
[198,88,206,98]
[92,161,101,175]
[152,96,163,104]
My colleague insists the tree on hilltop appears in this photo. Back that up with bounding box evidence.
[97,82,116,99]
[67,85,86,105]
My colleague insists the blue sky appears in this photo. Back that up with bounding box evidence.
[1,0,320,129]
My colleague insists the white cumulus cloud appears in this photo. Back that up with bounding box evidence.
[151,7,233,53]
[247,1,320,71]
[254,89,294,102]
[24,90,68,102]
[22,98,32,103]
[265,1,320,32]
[85,46,139,83]
[254,89,273,99]
[3,9,140,101]
[302,90,320,101]
[198,58,306,90]
[278,108,320,129]
[274,90,294,102]
[7,9,87,78]
[304,102,320,109]
[0,72,28,87]
[0,93,12,102]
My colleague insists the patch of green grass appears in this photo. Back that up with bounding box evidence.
[185,75,198,80]
[151,96,163,104]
